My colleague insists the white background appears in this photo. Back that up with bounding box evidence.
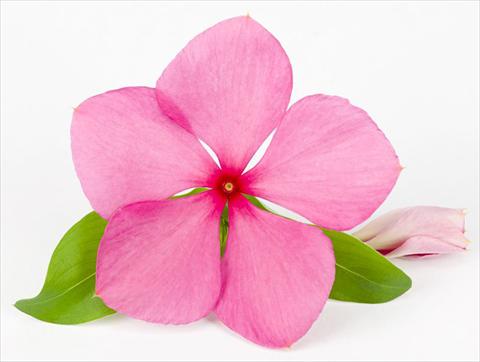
[1,1,479,361]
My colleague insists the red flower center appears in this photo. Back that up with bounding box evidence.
[214,171,243,199]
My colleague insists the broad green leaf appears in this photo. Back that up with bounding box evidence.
[324,229,412,303]
[15,212,115,324]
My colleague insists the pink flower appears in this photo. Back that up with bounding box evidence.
[353,206,469,258]
[71,16,400,347]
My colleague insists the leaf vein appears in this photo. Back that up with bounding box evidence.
[335,263,404,290]
[20,273,96,306]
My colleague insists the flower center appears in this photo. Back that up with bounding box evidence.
[213,171,243,199]
[223,181,235,194]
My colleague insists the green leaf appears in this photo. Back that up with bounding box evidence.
[242,193,270,211]
[324,229,412,303]
[171,187,208,199]
[220,204,229,257]
[15,212,115,324]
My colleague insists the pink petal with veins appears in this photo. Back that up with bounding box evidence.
[215,196,335,348]
[71,87,218,218]
[96,191,225,323]
[157,16,292,173]
[243,95,401,230]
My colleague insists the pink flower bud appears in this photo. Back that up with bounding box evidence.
[353,206,469,258]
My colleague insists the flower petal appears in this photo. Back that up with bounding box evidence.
[215,196,335,348]
[156,16,292,173]
[384,236,465,258]
[353,206,469,258]
[243,95,401,230]
[353,208,405,243]
[71,86,218,218]
[96,191,224,324]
